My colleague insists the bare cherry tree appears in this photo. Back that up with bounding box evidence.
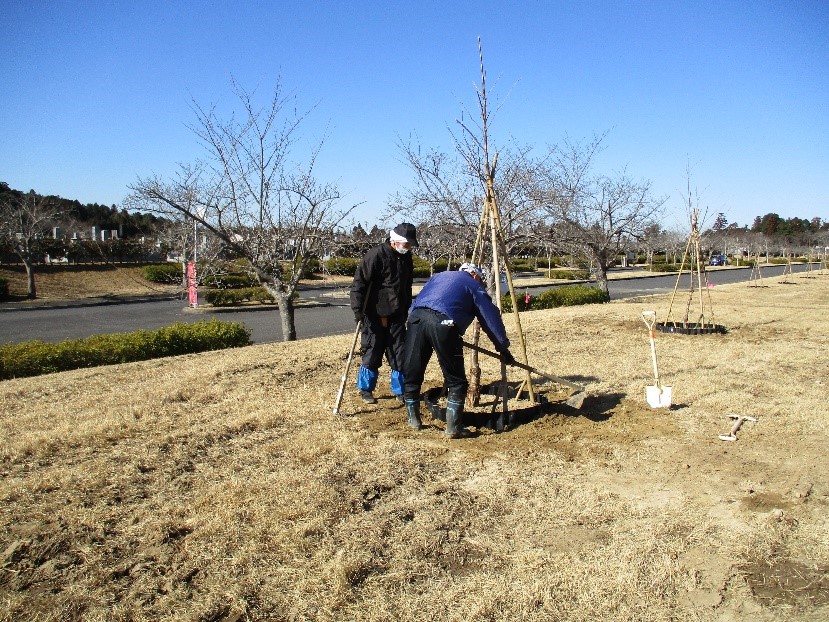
[388,140,481,231]
[389,135,539,270]
[414,221,470,274]
[537,135,666,295]
[128,79,356,341]
[638,223,663,268]
[0,191,62,298]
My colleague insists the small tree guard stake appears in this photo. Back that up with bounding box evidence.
[665,205,717,331]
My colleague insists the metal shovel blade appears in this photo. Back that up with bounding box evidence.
[646,385,672,409]
[565,391,587,409]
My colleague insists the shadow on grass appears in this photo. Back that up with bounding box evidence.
[423,384,625,432]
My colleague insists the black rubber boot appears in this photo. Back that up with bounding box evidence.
[404,399,423,430]
[359,390,377,404]
[423,388,446,422]
[444,391,472,439]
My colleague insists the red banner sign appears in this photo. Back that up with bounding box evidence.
[187,262,198,307]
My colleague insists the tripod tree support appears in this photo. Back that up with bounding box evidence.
[463,38,535,419]
[662,206,726,335]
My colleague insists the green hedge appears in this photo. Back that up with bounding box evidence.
[546,269,590,280]
[203,287,276,305]
[202,274,256,289]
[325,257,359,276]
[297,257,321,278]
[0,320,251,380]
[412,256,432,278]
[533,257,560,269]
[510,258,538,272]
[647,263,687,272]
[0,277,8,300]
[501,284,609,312]
[431,258,450,273]
[143,263,183,283]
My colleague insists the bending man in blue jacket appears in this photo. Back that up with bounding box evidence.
[402,263,515,438]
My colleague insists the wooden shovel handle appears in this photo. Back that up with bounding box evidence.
[461,340,585,392]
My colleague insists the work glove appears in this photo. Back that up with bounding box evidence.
[354,310,364,324]
[500,350,516,366]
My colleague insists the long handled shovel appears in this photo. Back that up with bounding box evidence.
[461,341,588,409]
[332,318,363,415]
[332,284,372,416]
[641,311,672,408]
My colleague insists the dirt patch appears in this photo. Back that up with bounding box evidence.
[742,558,829,609]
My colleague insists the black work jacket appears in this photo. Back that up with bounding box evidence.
[350,242,414,319]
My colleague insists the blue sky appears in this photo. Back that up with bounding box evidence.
[2,1,827,231]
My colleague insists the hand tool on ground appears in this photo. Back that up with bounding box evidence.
[641,310,672,408]
[718,414,757,441]
[461,340,587,409]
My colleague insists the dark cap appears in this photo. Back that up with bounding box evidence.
[393,222,419,247]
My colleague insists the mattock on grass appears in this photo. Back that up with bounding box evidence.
[718,414,757,441]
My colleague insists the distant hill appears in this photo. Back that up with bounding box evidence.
[0,181,168,239]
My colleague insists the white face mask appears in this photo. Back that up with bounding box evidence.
[392,242,410,255]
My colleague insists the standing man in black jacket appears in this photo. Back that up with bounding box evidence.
[350,223,418,404]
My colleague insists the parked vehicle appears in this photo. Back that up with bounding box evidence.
[710,254,727,266]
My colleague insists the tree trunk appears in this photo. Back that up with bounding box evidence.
[466,322,482,408]
[278,294,297,341]
[594,265,609,296]
[23,260,36,299]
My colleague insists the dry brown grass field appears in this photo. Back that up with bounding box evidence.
[1,271,827,621]
[0,265,181,301]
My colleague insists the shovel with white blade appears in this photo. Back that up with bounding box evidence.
[641,311,672,408]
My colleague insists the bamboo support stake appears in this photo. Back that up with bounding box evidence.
[485,172,535,403]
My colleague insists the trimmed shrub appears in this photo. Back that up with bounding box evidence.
[501,284,609,312]
[143,263,183,283]
[302,257,321,277]
[648,263,688,272]
[0,320,251,380]
[510,258,537,272]
[277,260,318,280]
[431,258,450,273]
[546,269,590,280]
[412,256,432,278]
[202,274,256,289]
[501,291,534,312]
[325,257,359,276]
[534,257,560,270]
[203,287,276,306]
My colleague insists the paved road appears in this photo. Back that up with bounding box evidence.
[0,295,356,346]
[0,263,812,345]
[515,263,807,299]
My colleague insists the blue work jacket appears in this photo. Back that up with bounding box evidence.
[410,270,510,352]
